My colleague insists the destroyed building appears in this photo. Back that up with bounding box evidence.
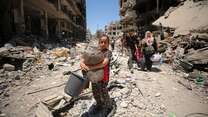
[86,29,92,41]
[0,0,86,47]
[105,21,123,41]
[119,0,179,38]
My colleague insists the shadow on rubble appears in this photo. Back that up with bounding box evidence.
[52,95,92,117]
[136,67,162,73]
[151,67,162,72]
[80,99,117,117]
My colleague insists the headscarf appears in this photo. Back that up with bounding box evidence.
[144,31,154,46]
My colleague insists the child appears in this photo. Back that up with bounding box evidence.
[80,35,112,116]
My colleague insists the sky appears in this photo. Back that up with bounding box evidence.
[86,0,120,34]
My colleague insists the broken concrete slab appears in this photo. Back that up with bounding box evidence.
[50,48,70,59]
[3,64,15,71]
[35,102,53,117]
[192,33,208,42]
[185,47,208,65]
[42,95,64,108]
[153,0,208,35]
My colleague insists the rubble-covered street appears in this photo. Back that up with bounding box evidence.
[0,39,208,117]
[0,0,208,117]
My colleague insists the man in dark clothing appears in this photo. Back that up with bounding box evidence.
[159,23,164,40]
[125,32,138,72]
[110,38,115,51]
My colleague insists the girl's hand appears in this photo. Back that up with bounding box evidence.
[80,62,89,71]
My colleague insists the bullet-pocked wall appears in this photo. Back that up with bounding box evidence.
[0,0,86,46]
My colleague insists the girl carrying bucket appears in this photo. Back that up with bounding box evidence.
[80,34,113,116]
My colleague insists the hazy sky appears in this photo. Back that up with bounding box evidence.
[86,0,120,34]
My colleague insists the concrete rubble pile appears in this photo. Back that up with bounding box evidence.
[153,0,208,87]
[0,36,207,116]
[7,35,47,49]
[0,45,36,100]
[34,39,207,117]
[0,41,87,103]
[31,39,168,117]
[5,34,76,50]
[108,78,166,117]
[153,0,208,35]
[1,0,208,116]
[161,33,208,70]
[34,69,167,117]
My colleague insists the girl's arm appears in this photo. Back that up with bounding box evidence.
[88,58,109,70]
[80,58,89,71]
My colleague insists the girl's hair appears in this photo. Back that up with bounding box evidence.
[99,34,110,44]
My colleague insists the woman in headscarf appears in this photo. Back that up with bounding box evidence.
[142,31,158,71]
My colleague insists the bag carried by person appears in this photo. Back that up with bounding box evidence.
[151,53,161,63]
[135,48,143,62]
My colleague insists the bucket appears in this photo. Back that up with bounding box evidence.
[64,72,88,97]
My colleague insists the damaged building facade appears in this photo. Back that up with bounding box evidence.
[119,0,179,38]
[0,0,86,46]
[105,21,123,41]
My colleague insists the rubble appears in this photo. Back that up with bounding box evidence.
[32,75,168,117]
[3,64,15,71]
[157,34,208,89]
[0,1,208,116]
[120,101,128,108]
[177,80,192,90]
[161,32,208,72]
[0,41,207,117]
[184,47,208,65]
[50,48,70,59]
[35,102,53,117]
[8,35,47,49]
[120,0,180,33]
[0,42,83,105]
[150,2,208,92]
[153,0,208,35]
[155,93,161,97]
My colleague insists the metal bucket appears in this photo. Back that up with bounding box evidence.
[64,72,88,97]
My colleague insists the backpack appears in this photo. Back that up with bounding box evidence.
[135,48,143,62]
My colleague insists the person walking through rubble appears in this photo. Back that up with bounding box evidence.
[126,31,138,73]
[80,35,113,116]
[110,38,115,51]
[159,23,164,40]
[135,39,145,70]
[142,31,158,71]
